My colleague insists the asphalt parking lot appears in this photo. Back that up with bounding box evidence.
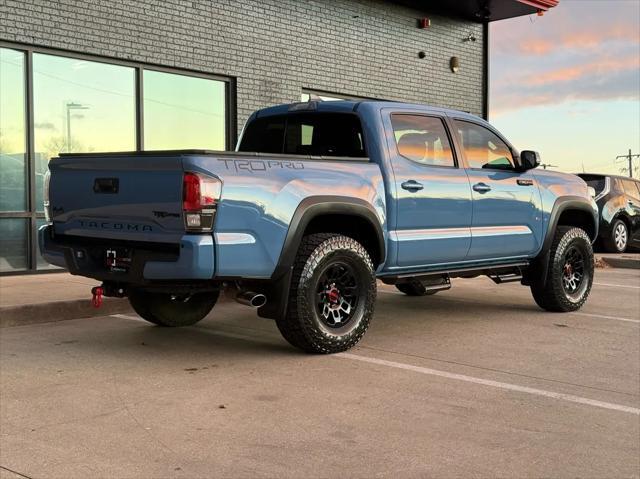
[1,268,639,478]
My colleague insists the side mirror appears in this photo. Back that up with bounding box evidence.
[519,150,541,171]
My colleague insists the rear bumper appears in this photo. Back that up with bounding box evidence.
[38,225,215,282]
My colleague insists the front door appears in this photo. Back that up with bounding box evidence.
[385,113,473,269]
[452,119,543,261]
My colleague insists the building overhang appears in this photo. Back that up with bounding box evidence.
[391,0,559,22]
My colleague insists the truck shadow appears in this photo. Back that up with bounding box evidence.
[37,287,554,365]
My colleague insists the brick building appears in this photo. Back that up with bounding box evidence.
[0,0,556,274]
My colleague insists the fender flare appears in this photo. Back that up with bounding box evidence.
[257,196,385,320]
[526,196,598,286]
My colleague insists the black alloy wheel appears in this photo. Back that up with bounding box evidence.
[316,261,363,329]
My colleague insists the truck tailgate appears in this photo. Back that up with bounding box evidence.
[49,154,185,243]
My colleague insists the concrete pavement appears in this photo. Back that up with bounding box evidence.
[1,268,638,478]
[0,273,131,327]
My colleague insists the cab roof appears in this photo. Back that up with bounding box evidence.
[252,100,485,123]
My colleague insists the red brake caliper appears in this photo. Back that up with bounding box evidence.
[327,286,340,304]
[564,263,572,276]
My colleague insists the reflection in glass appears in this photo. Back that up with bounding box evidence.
[454,121,514,170]
[36,218,60,270]
[391,115,454,167]
[143,70,226,150]
[0,48,27,212]
[33,53,136,211]
[0,218,28,272]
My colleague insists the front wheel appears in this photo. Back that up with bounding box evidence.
[603,219,628,253]
[276,233,377,354]
[530,226,594,312]
[129,290,219,327]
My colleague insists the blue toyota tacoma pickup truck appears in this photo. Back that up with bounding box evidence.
[40,100,599,354]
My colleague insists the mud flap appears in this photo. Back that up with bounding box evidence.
[257,266,293,320]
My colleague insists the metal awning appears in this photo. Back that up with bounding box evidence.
[391,0,559,22]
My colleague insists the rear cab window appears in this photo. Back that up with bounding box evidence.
[239,113,366,158]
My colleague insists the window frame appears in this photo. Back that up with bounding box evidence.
[390,113,459,169]
[0,40,236,275]
[452,118,517,172]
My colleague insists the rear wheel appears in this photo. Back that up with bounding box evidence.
[603,219,628,253]
[276,233,376,354]
[129,290,219,327]
[530,226,594,312]
[395,281,437,296]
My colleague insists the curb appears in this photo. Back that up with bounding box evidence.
[597,255,640,270]
[0,298,133,328]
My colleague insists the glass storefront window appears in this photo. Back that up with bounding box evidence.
[0,218,28,273]
[143,70,226,150]
[33,53,136,211]
[0,48,27,212]
[0,46,230,275]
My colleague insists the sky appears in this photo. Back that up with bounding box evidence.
[489,0,640,176]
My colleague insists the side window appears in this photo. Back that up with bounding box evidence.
[622,180,640,200]
[390,115,455,167]
[454,120,514,170]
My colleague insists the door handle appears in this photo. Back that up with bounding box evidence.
[401,180,424,192]
[517,179,534,186]
[472,182,491,193]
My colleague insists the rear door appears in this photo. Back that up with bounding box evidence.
[384,111,472,268]
[451,119,543,261]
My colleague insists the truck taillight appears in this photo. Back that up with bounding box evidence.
[43,170,52,223]
[182,172,221,232]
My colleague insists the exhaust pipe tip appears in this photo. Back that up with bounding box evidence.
[235,291,267,308]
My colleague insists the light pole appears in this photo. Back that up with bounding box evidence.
[65,102,89,152]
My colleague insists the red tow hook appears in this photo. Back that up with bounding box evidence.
[91,286,104,308]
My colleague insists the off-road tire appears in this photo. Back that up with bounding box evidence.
[395,281,437,296]
[129,290,219,327]
[530,226,594,312]
[276,233,377,354]
[602,219,628,253]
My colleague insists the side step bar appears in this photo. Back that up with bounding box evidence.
[488,273,523,284]
[421,274,452,292]
[488,266,525,284]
